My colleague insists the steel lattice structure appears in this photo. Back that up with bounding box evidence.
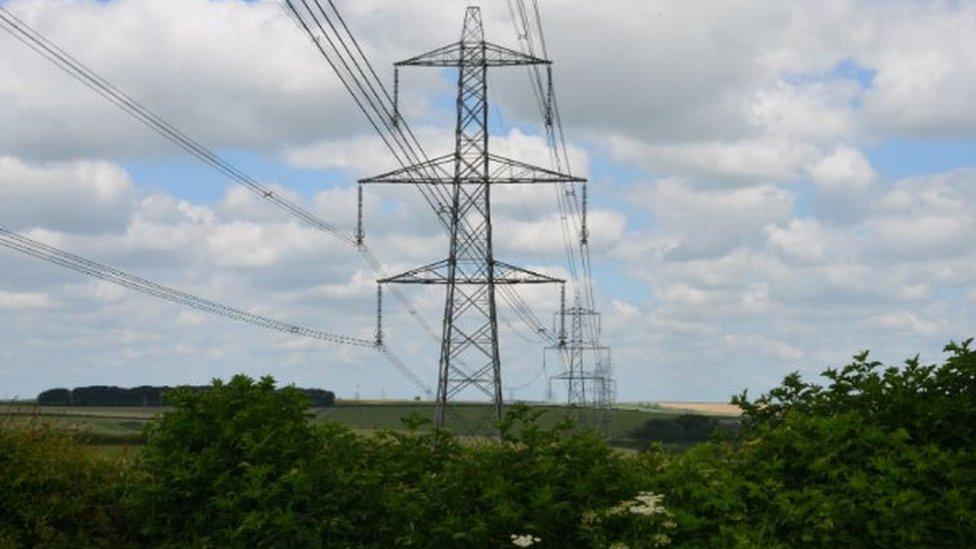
[546,300,613,406]
[503,0,617,419]
[0,1,607,415]
[360,7,582,427]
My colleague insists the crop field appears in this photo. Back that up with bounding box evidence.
[0,400,735,450]
[619,401,741,416]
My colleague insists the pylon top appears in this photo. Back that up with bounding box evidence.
[395,7,549,68]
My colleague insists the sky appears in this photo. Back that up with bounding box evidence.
[2,0,976,402]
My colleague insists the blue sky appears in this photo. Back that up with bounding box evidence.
[3,0,976,403]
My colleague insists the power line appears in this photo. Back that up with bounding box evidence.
[0,2,557,400]
[507,0,616,413]
[353,7,578,427]
[0,6,352,245]
[283,0,558,345]
[0,225,434,396]
[0,4,444,351]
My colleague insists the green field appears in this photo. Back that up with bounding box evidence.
[0,400,732,450]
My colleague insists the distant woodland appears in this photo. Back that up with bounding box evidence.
[36,385,335,407]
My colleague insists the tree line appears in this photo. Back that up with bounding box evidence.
[37,384,335,407]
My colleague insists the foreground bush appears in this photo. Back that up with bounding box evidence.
[127,375,323,545]
[652,339,976,546]
[128,375,666,547]
[2,340,974,546]
[0,416,129,547]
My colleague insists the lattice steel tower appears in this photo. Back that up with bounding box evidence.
[360,7,583,427]
[545,298,614,434]
[547,299,614,408]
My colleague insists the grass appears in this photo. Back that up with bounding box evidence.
[0,401,735,452]
[317,401,689,446]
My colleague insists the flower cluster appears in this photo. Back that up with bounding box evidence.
[510,533,542,547]
[583,491,678,547]
[610,491,672,518]
[630,492,667,516]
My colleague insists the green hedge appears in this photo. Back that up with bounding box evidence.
[0,422,132,547]
[2,339,975,547]
[648,339,976,546]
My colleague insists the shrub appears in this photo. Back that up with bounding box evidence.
[652,340,976,546]
[350,407,659,546]
[36,384,336,407]
[0,414,130,546]
[631,414,723,446]
[8,338,975,546]
[126,377,669,547]
[127,375,321,545]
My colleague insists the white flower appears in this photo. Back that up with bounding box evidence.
[627,491,669,516]
[634,492,665,507]
[510,533,541,547]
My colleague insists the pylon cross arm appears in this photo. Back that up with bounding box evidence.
[378,259,565,286]
[395,40,550,68]
[359,153,585,185]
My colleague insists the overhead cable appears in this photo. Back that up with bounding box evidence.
[0,4,443,347]
[0,225,434,396]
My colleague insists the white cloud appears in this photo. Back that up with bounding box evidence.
[0,156,134,232]
[722,333,803,362]
[0,290,54,309]
[496,209,624,256]
[609,135,818,184]
[867,311,941,338]
[869,214,973,261]
[311,270,375,300]
[0,0,358,159]
[765,219,829,264]
[809,146,875,193]
[749,80,858,143]
[867,169,976,261]
[632,178,794,259]
[286,127,588,179]
[860,1,976,137]
[286,133,406,175]
[659,283,709,306]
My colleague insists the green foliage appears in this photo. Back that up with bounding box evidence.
[345,405,655,546]
[733,339,976,450]
[37,383,336,407]
[3,340,975,546]
[631,413,724,446]
[127,375,321,545]
[579,490,679,548]
[128,387,665,547]
[0,414,130,547]
[652,339,976,547]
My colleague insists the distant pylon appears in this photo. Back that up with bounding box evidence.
[547,295,615,429]
[360,7,582,428]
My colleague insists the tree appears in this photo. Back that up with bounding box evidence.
[654,339,976,546]
[128,375,320,545]
[36,388,70,405]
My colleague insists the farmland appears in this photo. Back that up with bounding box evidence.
[0,400,737,451]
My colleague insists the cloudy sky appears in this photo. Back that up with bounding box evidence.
[2,0,975,402]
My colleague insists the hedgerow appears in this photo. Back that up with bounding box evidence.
[648,339,976,546]
[0,415,132,547]
[1,340,974,547]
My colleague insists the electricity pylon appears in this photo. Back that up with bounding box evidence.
[360,6,582,427]
[546,297,615,431]
[547,300,611,406]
